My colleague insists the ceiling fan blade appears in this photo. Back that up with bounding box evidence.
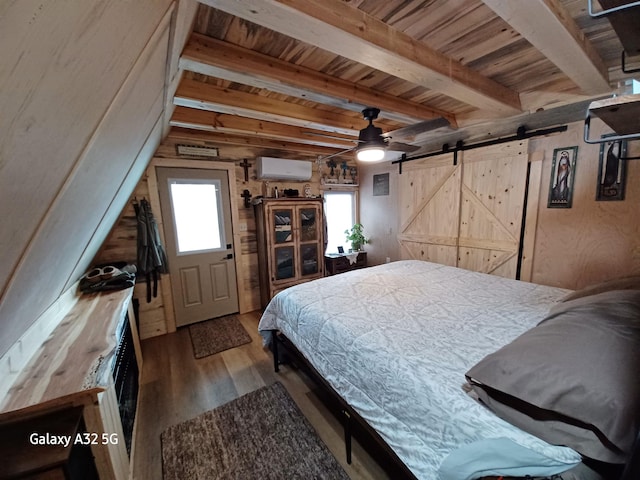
[384,117,452,141]
[386,141,421,152]
[303,130,358,142]
[383,150,407,161]
[318,146,357,161]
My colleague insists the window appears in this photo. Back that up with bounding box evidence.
[168,179,225,254]
[324,191,356,254]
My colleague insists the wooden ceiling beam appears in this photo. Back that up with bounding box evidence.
[170,106,357,149]
[482,0,610,94]
[168,127,346,157]
[200,0,521,115]
[180,33,457,126]
[175,78,368,136]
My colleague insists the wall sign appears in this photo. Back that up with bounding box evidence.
[176,144,219,158]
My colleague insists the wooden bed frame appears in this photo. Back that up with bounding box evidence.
[269,329,640,480]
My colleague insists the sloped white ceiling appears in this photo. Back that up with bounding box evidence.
[0,0,196,357]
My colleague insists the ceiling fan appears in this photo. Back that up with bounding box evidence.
[314,107,451,162]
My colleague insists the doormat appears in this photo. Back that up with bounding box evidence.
[161,382,349,480]
[188,315,252,359]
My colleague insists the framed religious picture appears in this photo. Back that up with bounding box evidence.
[596,135,627,201]
[548,146,578,208]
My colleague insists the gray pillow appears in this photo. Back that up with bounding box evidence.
[560,275,640,302]
[466,289,640,464]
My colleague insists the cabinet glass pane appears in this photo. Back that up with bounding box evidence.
[273,209,293,243]
[275,246,295,280]
[300,244,318,276]
[300,208,317,242]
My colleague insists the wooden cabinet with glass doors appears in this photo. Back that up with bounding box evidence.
[254,198,324,308]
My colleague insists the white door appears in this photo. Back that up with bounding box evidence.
[157,167,238,327]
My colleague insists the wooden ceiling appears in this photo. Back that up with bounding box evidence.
[168,0,636,160]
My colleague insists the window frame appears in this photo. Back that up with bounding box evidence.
[323,188,359,255]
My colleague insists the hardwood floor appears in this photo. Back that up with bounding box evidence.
[131,311,390,480]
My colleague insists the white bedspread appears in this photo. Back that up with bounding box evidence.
[258,260,581,479]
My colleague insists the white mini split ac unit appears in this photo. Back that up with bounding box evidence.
[256,157,312,181]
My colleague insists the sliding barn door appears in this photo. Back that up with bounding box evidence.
[457,140,529,278]
[398,140,529,279]
[398,154,461,266]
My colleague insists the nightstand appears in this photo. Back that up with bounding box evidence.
[325,252,367,275]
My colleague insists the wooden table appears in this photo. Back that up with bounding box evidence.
[325,251,367,275]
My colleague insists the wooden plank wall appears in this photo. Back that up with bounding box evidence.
[95,136,343,338]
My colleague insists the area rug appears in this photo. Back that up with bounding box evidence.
[161,382,349,480]
[188,315,252,359]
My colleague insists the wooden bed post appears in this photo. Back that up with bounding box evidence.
[343,409,352,464]
[271,330,279,372]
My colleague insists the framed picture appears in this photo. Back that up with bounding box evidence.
[373,173,389,196]
[548,146,578,208]
[337,246,344,254]
[596,135,627,201]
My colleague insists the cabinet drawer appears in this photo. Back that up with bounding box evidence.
[325,252,367,275]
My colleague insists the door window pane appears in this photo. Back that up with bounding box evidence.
[169,179,224,254]
[324,192,356,254]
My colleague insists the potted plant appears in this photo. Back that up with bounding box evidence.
[344,223,369,252]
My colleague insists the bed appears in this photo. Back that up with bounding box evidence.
[257,260,640,480]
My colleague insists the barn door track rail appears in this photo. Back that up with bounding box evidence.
[392,125,568,174]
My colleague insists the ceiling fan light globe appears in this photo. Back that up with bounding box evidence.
[357,146,386,162]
